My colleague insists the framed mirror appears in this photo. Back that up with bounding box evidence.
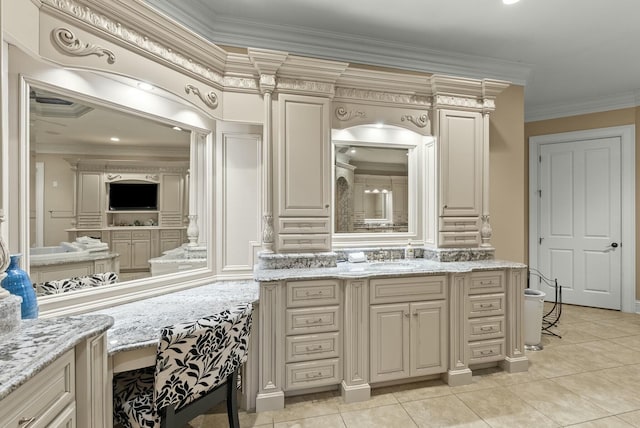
[332,124,431,247]
[9,46,216,315]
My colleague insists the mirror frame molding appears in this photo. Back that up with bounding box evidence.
[331,125,431,248]
[11,48,217,317]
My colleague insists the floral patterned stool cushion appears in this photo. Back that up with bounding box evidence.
[38,271,119,295]
[113,303,253,428]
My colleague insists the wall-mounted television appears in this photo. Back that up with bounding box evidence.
[109,183,158,210]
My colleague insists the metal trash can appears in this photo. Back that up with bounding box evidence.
[524,288,546,351]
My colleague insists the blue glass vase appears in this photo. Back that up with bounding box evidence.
[1,254,38,319]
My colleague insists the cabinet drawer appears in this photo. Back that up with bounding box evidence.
[132,230,151,240]
[285,358,341,391]
[160,229,182,239]
[285,332,340,363]
[0,349,75,428]
[287,280,340,307]
[286,306,340,335]
[438,231,480,247]
[468,339,505,364]
[469,271,505,295]
[468,316,504,341]
[278,234,330,251]
[279,218,330,234]
[468,294,505,318]
[370,275,446,304]
[111,230,132,240]
[439,216,480,232]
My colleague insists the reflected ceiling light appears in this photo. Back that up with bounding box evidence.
[372,189,380,193]
[503,0,520,4]
[382,189,389,193]
[375,122,384,129]
[364,189,371,193]
[137,82,154,91]
[110,137,120,142]
[172,126,183,131]
[350,148,356,153]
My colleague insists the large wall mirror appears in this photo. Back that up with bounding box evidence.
[332,124,431,247]
[9,46,215,314]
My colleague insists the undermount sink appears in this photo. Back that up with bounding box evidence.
[366,261,417,270]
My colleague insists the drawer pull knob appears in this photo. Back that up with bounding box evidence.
[305,318,324,325]
[19,417,37,427]
[479,281,492,285]
[305,345,324,352]
[305,371,324,379]
[404,312,410,318]
[480,350,495,356]
[304,291,325,297]
[479,303,494,308]
[480,326,494,332]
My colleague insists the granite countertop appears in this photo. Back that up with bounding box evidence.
[0,314,114,400]
[92,280,259,355]
[254,258,527,282]
[30,251,120,267]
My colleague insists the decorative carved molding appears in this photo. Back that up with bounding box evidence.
[480,215,493,248]
[400,113,429,128]
[106,174,122,181]
[185,84,219,109]
[262,214,274,244]
[145,174,159,181]
[335,106,366,121]
[223,76,258,90]
[51,27,115,64]
[276,78,335,95]
[335,87,431,106]
[434,95,496,111]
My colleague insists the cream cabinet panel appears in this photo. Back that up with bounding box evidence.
[411,300,447,377]
[159,173,184,227]
[112,240,131,270]
[131,239,151,270]
[370,303,410,383]
[277,94,330,217]
[438,109,482,217]
[77,172,103,228]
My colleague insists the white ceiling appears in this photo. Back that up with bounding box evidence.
[145,0,640,121]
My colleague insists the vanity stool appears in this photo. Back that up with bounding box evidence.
[112,303,253,428]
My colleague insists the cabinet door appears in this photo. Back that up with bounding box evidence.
[131,240,151,269]
[160,173,184,227]
[438,109,482,217]
[370,303,410,383]
[77,172,103,228]
[410,301,447,377]
[278,94,330,217]
[112,241,131,270]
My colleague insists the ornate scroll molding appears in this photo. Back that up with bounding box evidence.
[259,74,276,95]
[276,78,335,96]
[335,87,431,106]
[262,214,274,246]
[51,27,115,64]
[401,113,430,128]
[335,106,366,121]
[434,95,496,111]
[480,215,493,248]
[185,84,219,109]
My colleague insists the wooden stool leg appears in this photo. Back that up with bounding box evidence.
[226,371,240,428]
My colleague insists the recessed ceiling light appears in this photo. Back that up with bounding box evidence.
[172,126,183,131]
[110,137,120,142]
[375,122,384,129]
[137,82,154,91]
[350,148,356,153]
[503,0,520,4]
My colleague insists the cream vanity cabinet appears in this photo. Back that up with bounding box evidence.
[437,109,483,247]
[466,271,506,363]
[76,171,104,229]
[276,94,331,252]
[369,276,447,383]
[0,333,110,428]
[111,230,152,270]
[159,173,185,227]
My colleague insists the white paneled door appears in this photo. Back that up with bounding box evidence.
[537,137,621,309]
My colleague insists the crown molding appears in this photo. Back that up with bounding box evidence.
[525,91,640,122]
[179,13,532,86]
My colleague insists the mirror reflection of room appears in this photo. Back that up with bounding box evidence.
[335,144,408,233]
[29,87,193,295]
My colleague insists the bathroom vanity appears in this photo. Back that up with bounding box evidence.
[254,258,528,412]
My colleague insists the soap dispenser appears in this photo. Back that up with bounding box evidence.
[405,240,415,259]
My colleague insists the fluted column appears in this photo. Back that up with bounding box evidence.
[260,74,276,253]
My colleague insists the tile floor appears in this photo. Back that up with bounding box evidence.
[189,303,640,428]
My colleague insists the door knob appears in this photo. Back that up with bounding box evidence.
[611,242,619,248]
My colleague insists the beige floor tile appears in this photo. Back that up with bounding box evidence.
[196,402,275,428]
[274,414,345,428]
[471,364,545,386]
[448,372,502,394]
[337,389,398,412]
[570,321,634,339]
[402,394,489,428]
[272,392,341,423]
[611,335,640,352]
[575,340,640,365]
[565,416,635,427]
[598,364,640,391]
[341,404,417,428]
[552,372,640,414]
[617,410,640,427]
[456,387,558,428]
[507,379,610,426]
[377,379,452,403]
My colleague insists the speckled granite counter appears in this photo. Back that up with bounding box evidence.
[0,314,113,400]
[92,280,259,355]
[254,258,527,282]
[30,251,119,267]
